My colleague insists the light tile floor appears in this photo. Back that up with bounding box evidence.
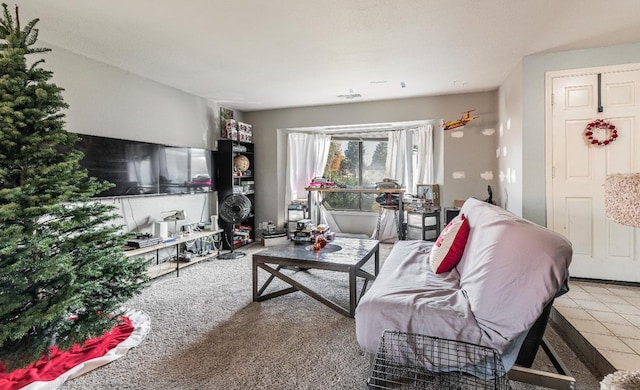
[554,279,640,372]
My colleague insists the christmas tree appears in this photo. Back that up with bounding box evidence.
[0,4,147,369]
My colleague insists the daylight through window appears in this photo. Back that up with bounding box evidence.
[322,139,387,211]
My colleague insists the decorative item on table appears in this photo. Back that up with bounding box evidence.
[313,234,328,251]
[416,184,439,206]
[308,177,334,188]
[311,224,334,241]
[293,225,315,242]
[376,178,401,190]
[296,218,313,230]
[292,219,315,243]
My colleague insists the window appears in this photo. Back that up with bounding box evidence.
[322,139,387,211]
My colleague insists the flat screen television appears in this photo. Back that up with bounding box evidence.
[158,146,212,195]
[73,134,213,197]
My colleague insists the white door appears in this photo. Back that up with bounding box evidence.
[549,65,640,282]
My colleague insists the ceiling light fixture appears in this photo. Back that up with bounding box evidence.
[337,88,362,100]
[336,93,362,99]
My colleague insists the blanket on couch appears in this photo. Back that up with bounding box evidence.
[355,198,572,371]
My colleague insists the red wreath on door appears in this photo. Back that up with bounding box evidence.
[584,119,618,146]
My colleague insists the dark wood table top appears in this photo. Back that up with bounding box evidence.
[253,237,379,269]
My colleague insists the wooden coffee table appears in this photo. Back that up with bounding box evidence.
[252,237,379,317]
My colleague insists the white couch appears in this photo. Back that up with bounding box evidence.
[355,198,572,371]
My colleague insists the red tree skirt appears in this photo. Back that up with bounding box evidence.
[0,309,150,390]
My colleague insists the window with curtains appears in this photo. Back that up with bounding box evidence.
[285,121,434,223]
[322,139,387,211]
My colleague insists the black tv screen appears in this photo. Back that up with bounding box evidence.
[158,146,212,194]
[74,134,212,197]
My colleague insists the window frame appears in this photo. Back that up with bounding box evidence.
[322,137,387,212]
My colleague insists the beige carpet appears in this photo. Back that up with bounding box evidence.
[61,243,601,389]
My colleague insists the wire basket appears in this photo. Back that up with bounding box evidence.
[367,331,512,390]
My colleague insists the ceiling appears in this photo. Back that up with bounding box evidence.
[15,0,640,112]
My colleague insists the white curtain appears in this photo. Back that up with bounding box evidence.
[412,124,434,190]
[374,130,409,242]
[374,125,434,242]
[285,132,331,221]
[385,129,412,188]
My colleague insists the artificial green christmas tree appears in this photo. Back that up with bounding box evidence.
[0,4,147,369]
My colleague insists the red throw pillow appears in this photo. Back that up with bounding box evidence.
[429,214,470,274]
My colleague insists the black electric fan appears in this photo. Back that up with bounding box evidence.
[217,193,252,259]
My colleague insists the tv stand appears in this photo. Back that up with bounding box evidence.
[124,230,223,278]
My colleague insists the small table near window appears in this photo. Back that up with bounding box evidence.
[406,207,441,241]
[306,187,407,240]
[444,207,461,225]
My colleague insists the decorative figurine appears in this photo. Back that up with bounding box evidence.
[442,109,479,131]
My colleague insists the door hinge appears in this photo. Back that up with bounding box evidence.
[552,166,555,178]
[551,93,554,106]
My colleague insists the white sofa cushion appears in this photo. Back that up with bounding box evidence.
[456,198,572,353]
[355,198,572,372]
[355,240,484,354]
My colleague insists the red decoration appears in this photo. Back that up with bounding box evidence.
[585,119,618,146]
[0,317,134,389]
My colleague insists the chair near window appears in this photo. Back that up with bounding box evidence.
[374,192,401,241]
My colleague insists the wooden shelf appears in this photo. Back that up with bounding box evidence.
[145,252,218,279]
[124,230,223,258]
[124,229,223,277]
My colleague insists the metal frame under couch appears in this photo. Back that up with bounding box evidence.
[355,198,576,389]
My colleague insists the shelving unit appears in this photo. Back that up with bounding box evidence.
[124,230,223,278]
[406,208,441,241]
[215,139,255,249]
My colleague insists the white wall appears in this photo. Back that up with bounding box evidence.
[497,61,524,216]
[43,42,219,235]
[245,92,499,231]
[521,42,640,225]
